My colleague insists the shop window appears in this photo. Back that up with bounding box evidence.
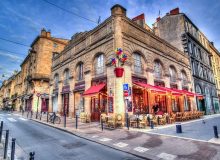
[181,70,187,86]
[63,69,70,85]
[95,54,104,75]
[169,66,177,82]
[193,45,198,57]
[172,98,180,112]
[133,53,143,74]
[155,95,167,113]
[196,85,202,94]
[188,41,192,54]
[184,97,190,111]
[77,62,83,80]
[154,60,163,79]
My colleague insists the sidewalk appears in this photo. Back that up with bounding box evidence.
[14,111,220,160]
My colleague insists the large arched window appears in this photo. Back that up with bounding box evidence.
[76,62,83,80]
[196,85,202,94]
[169,66,177,82]
[54,74,59,88]
[133,53,143,73]
[64,69,70,85]
[95,54,104,75]
[181,70,187,86]
[154,60,162,79]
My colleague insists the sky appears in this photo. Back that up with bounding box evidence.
[0,0,220,85]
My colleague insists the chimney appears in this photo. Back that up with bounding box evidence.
[111,4,126,16]
[46,30,51,38]
[156,17,161,22]
[41,28,47,36]
[132,13,145,27]
[170,8,179,15]
[211,42,214,46]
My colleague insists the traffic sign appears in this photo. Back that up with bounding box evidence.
[123,83,129,91]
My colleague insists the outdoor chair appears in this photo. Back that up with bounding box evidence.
[115,114,123,128]
[175,112,182,121]
[158,115,167,125]
[129,115,137,128]
[139,115,148,128]
[100,113,107,124]
[169,113,176,124]
[151,115,158,126]
[181,112,188,121]
[107,115,115,128]
[80,112,87,123]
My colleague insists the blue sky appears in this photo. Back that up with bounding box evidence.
[0,0,220,84]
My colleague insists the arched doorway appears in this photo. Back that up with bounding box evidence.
[196,85,205,114]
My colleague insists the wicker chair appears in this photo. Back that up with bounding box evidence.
[107,115,115,128]
[158,115,167,125]
[139,115,148,128]
[169,113,176,124]
[80,112,87,123]
[129,115,137,128]
[151,115,158,126]
[100,113,107,124]
[115,114,123,128]
[175,112,182,121]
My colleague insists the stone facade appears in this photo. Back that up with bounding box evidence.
[50,5,194,121]
[153,8,219,114]
[209,42,220,111]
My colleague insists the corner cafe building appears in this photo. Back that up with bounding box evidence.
[50,4,203,122]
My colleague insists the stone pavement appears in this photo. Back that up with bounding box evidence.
[13,112,220,160]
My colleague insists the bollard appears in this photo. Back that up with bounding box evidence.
[4,130,9,159]
[101,120,104,131]
[75,115,78,129]
[36,111,38,119]
[27,112,29,118]
[150,120,154,129]
[0,121,3,143]
[22,110,24,116]
[136,117,139,128]
[64,114,66,128]
[11,138,16,160]
[176,123,182,133]
[29,152,35,160]
[126,116,130,130]
[31,111,33,119]
[47,112,49,123]
[213,126,219,138]
[40,112,42,121]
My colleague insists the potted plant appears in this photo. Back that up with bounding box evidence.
[111,48,128,77]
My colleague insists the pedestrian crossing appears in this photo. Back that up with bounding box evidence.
[7,117,28,122]
[94,136,177,159]
[7,118,17,122]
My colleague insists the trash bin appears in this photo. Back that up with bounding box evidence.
[176,123,182,133]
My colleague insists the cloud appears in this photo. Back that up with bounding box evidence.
[0,51,23,63]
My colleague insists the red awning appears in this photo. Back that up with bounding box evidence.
[83,83,106,96]
[172,88,196,97]
[156,86,183,96]
[133,82,166,93]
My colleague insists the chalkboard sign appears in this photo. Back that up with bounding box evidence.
[108,97,114,113]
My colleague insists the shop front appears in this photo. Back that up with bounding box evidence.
[52,88,58,113]
[61,85,70,116]
[24,95,33,111]
[83,77,107,122]
[41,94,49,112]
[73,81,85,117]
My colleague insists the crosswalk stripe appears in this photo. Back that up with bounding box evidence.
[99,138,112,142]
[157,152,177,160]
[91,135,99,138]
[134,146,149,153]
[113,142,128,148]
[19,117,27,121]
[7,118,17,122]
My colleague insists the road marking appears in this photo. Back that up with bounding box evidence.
[7,118,17,122]
[14,114,21,117]
[113,142,128,148]
[99,138,112,142]
[19,117,27,121]
[157,152,177,160]
[7,114,11,116]
[134,146,149,153]
[91,135,99,138]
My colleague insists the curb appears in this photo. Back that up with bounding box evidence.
[30,119,155,160]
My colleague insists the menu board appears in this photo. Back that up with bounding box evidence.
[108,97,114,113]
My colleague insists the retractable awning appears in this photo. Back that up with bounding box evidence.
[83,83,106,96]
[133,82,166,93]
[156,86,183,96]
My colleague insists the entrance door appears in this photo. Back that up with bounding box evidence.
[63,94,69,116]
[91,97,100,121]
[52,95,58,112]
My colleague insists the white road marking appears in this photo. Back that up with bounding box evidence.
[99,138,112,142]
[14,114,21,117]
[133,146,149,153]
[91,135,99,138]
[157,152,177,160]
[7,118,17,122]
[7,114,11,116]
[19,117,27,121]
[113,142,128,148]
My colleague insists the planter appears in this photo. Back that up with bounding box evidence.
[114,67,124,77]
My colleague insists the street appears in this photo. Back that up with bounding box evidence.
[0,112,143,160]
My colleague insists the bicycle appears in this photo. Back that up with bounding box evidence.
[48,112,61,124]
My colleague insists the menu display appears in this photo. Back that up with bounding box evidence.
[108,97,114,113]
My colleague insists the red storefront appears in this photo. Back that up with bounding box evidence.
[61,85,70,116]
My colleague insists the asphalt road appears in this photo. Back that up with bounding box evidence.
[0,112,143,160]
